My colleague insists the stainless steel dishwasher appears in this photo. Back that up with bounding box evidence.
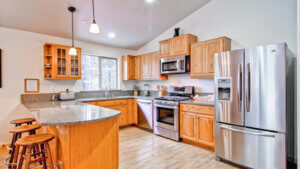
[137,99,153,131]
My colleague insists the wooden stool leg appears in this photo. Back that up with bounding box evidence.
[9,134,16,154]
[24,146,32,169]
[17,146,26,169]
[9,133,19,168]
[45,142,54,169]
[11,145,19,169]
[40,144,47,169]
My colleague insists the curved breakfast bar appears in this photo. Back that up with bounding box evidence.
[23,101,121,169]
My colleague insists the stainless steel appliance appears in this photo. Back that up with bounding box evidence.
[214,43,295,169]
[160,55,190,74]
[137,99,153,131]
[154,86,194,141]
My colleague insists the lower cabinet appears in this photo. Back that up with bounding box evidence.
[85,99,138,127]
[180,103,215,150]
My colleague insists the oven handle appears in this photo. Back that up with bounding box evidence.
[154,104,178,109]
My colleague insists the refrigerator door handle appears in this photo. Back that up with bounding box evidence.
[237,63,242,112]
[245,63,250,112]
[220,125,275,138]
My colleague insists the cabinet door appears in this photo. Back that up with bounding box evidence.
[205,39,220,76]
[127,99,138,125]
[150,52,160,79]
[170,35,187,56]
[69,48,81,79]
[54,46,68,78]
[196,114,214,147]
[191,43,205,78]
[134,55,141,80]
[159,39,170,58]
[141,54,151,79]
[109,106,128,126]
[180,111,197,141]
[122,55,135,80]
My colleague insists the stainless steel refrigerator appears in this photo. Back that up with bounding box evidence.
[214,43,295,169]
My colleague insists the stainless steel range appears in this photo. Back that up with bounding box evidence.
[154,86,194,141]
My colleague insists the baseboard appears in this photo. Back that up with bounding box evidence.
[181,138,214,152]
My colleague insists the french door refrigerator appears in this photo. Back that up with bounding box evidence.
[214,43,295,169]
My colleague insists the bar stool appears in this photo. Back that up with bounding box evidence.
[8,118,36,152]
[10,118,36,127]
[5,124,41,168]
[13,134,55,169]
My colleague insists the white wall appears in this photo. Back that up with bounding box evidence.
[0,27,136,144]
[136,0,297,94]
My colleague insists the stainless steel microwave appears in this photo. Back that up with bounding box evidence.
[160,55,190,74]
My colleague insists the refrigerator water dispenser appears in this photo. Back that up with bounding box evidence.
[217,78,232,101]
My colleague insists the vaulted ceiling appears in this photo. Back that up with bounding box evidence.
[0,0,210,49]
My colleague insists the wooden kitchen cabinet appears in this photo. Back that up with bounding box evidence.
[122,55,136,80]
[44,43,81,79]
[134,55,141,80]
[196,114,214,147]
[180,111,197,141]
[159,39,171,58]
[159,34,197,58]
[191,37,231,78]
[85,99,138,127]
[180,103,215,150]
[141,52,167,80]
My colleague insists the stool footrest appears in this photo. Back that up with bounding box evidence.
[3,157,17,166]
[29,164,58,169]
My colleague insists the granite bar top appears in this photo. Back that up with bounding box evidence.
[180,100,215,106]
[22,101,121,126]
[77,96,155,102]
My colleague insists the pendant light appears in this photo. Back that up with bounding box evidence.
[68,7,77,56]
[89,0,100,34]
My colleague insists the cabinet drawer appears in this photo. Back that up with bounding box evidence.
[96,99,128,107]
[180,103,214,116]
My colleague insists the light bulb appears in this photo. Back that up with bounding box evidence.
[69,47,77,56]
[89,21,100,34]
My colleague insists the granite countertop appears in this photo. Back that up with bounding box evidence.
[180,100,215,106]
[77,96,155,102]
[22,101,121,126]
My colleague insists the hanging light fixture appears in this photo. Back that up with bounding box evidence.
[68,7,77,56]
[89,0,100,34]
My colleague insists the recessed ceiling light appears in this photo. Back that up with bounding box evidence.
[145,0,155,4]
[108,32,116,38]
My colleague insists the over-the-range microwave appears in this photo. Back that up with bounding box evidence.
[160,55,190,75]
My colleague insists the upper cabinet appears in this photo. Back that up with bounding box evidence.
[44,43,81,79]
[159,34,198,58]
[122,53,166,81]
[141,52,167,80]
[122,55,136,80]
[159,39,170,58]
[191,37,231,78]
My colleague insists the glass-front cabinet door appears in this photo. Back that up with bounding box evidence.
[55,46,68,78]
[69,49,81,78]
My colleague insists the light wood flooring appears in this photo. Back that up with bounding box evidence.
[0,127,238,169]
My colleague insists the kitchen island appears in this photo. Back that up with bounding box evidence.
[22,101,121,169]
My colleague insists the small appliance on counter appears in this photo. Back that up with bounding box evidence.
[133,85,139,96]
[59,89,75,100]
[143,84,150,96]
[154,86,194,141]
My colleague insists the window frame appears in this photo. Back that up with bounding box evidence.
[81,53,119,91]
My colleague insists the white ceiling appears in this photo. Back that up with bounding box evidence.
[0,0,210,49]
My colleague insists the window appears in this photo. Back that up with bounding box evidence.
[82,54,118,91]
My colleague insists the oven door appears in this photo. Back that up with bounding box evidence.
[154,104,179,131]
